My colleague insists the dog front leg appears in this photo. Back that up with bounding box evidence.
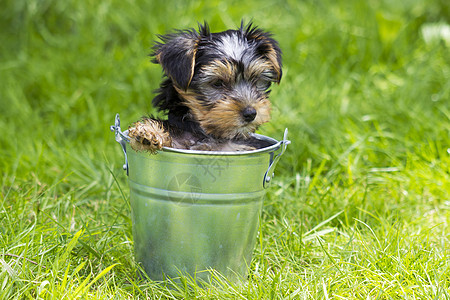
[128,118,172,153]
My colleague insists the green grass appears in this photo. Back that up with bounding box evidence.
[1,0,449,298]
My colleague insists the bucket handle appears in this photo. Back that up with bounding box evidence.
[110,114,129,175]
[263,129,290,188]
[110,114,290,182]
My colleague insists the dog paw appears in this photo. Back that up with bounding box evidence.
[128,119,172,153]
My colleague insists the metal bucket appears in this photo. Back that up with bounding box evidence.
[111,114,289,282]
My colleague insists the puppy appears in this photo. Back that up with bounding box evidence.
[128,22,282,152]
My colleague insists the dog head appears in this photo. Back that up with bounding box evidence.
[152,22,282,139]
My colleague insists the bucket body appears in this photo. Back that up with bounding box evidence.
[111,114,289,282]
[128,145,269,281]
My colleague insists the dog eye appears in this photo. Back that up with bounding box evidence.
[256,79,271,91]
[212,79,225,88]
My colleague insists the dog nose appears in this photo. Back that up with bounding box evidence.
[242,107,257,122]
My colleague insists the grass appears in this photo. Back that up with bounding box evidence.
[1,0,449,298]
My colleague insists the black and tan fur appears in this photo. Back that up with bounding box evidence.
[128,22,282,152]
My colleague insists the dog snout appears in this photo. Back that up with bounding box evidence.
[242,106,257,122]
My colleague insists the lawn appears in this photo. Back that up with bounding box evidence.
[1,0,449,299]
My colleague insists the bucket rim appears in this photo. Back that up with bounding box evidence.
[121,129,283,156]
[117,125,288,156]
[162,133,283,156]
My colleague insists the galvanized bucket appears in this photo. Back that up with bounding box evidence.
[110,114,289,283]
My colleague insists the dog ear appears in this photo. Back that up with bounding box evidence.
[152,29,199,90]
[243,22,283,83]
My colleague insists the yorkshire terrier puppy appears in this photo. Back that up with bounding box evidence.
[128,22,282,152]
